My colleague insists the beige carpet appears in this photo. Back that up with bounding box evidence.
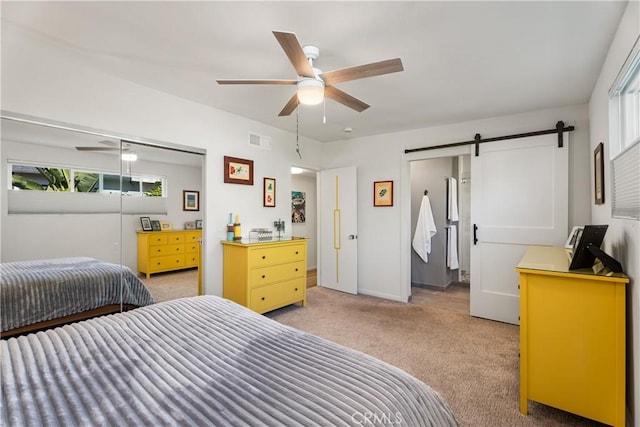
[268,285,605,427]
[141,269,199,302]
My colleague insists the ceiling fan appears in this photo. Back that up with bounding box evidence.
[217,31,404,116]
[75,140,138,161]
[75,140,130,152]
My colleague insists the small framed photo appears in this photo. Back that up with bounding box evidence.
[195,220,203,229]
[151,220,162,231]
[185,221,196,230]
[373,181,394,207]
[140,216,152,231]
[263,177,276,207]
[594,142,605,205]
[160,221,172,231]
[565,226,584,250]
[224,155,254,185]
[183,190,200,211]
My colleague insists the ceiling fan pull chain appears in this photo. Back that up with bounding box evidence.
[296,107,302,159]
[323,98,326,124]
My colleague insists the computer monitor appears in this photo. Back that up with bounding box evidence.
[568,225,608,270]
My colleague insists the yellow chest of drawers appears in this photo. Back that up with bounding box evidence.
[222,239,307,314]
[137,230,201,278]
[517,246,629,427]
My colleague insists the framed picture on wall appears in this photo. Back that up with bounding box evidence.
[224,156,254,185]
[373,181,393,206]
[594,142,605,205]
[292,191,306,223]
[183,190,200,211]
[263,177,276,207]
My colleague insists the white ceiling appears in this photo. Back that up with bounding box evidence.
[1,1,627,143]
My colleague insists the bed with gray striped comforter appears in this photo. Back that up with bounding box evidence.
[1,296,458,426]
[0,257,154,332]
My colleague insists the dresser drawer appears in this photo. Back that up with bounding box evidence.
[249,244,306,267]
[250,278,305,313]
[185,242,199,253]
[185,231,201,243]
[150,255,186,271]
[165,233,185,244]
[148,234,168,245]
[185,253,199,267]
[150,243,184,256]
[249,261,305,288]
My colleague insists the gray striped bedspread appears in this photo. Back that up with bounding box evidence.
[1,296,458,426]
[0,257,154,332]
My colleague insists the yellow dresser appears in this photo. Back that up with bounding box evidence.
[517,246,629,427]
[137,230,202,278]
[222,238,307,314]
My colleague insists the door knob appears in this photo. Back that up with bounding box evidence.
[348,234,358,240]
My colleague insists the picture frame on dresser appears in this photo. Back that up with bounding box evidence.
[151,220,162,231]
[140,216,153,231]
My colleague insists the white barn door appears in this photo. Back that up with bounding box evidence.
[470,134,568,324]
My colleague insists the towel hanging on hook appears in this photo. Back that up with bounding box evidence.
[424,189,428,195]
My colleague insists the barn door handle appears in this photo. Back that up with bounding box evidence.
[473,224,478,245]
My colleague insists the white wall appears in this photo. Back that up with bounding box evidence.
[1,21,324,296]
[291,173,317,270]
[322,104,591,302]
[588,2,639,423]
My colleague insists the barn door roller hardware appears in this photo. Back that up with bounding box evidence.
[404,121,575,156]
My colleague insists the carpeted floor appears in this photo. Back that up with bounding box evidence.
[268,285,606,427]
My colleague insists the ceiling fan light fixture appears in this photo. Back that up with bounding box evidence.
[121,152,138,162]
[297,78,324,105]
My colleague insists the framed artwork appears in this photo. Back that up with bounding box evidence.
[224,156,254,185]
[594,142,605,205]
[184,221,196,230]
[160,221,172,231]
[195,220,203,229]
[151,220,162,231]
[373,181,393,206]
[263,177,276,207]
[292,191,306,223]
[183,190,200,211]
[140,216,152,231]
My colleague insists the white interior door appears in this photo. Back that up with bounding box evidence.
[470,133,568,324]
[319,166,358,294]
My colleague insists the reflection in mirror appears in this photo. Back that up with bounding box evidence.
[1,117,203,337]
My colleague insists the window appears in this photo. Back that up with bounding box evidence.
[10,163,165,197]
[610,37,640,157]
[609,36,640,220]
[8,161,167,214]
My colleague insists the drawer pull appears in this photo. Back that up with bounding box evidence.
[262,275,266,279]
[261,297,265,301]
[262,256,266,259]
[295,251,299,255]
[294,288,298,291]
[295,268,299,272]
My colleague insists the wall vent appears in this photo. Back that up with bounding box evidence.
[248,132,272,150]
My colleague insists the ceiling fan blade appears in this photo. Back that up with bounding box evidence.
[321,58,404,85]
[325,86,370,112]
[278,93,300,116]
[217,79,297,85]
[75,147,122,151]
[272,31,315,78]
